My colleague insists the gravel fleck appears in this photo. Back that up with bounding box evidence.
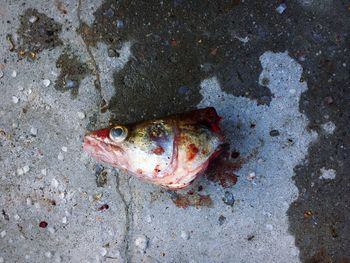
[48,227,56,234]
[222,191,235,207]
[29,16,38,23]
[100,247,107,257]
[135,235,149,252]
[45,251,52,258]
[269,129,280,137]
[41,169,47,176]
[42,79,51,87]
[77,111,85,119]
[62,216,67,224]
[321,121,336,135]
[266,224,274,231]
[30,127,38,136]
[58,152,64,161]
[218,215,226,226]
[319,167,336,180]
[61,146,68,152]
[26,197,32,206]
[0,256,4,263]
[1,230,6,238]
[276,3,287,14]
[22,165,30,174]
[180,231,190,240]
[12,96,19,104]
[51,178,59,188]
[0,70,3,78]
[11,70,17,78]
[14,214,20,220]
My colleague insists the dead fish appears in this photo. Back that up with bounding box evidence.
[83,107,224,190]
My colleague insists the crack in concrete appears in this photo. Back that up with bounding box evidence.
[115,174,134,263]
[77,0,103,119]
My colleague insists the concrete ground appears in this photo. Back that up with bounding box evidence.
[0,0,349,262]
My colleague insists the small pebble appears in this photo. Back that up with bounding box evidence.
[0,256,4,263]
[45,251,52,258]
[247,172,256,181]
[11,70,17,78]
[23,165,30,174]
[1,230,6,238]
[107,48,119,57]
[135,235,148,252]
[321,121,336,135]
[218,215,226,226]
[77,111,85,119]
[266,224,274,231]
[48,227,56,234]
[269,129,280,137]
[12,96,19,104]
[30,127,38,136]
[61,146,68,152]
[319,167,336,180]
[276,3,287,14]
[51,178,59,188]
[26,197,32,206]
[34,202,40,209]
[222,191,235,207]
[14,214,20,220]
[180,231,190,240]
[41,169,47,176]
[116,19,125,28]
[42,79,51,87]
[0,70,3,78]
[65,79,78,89]
[62,216,67,224]
[17,168,24,175]
[100,248,107,257]
[58,152,64,161]
[29,16,38,23]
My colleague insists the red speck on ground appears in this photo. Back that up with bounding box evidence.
[98,204,109,211]
[39,221,48,228]
[153,146,165,155]
[187,143,199,161]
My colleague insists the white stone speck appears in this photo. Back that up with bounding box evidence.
[135,235,148,252]
[12,96,19,104]
[48,227,56,234]
[58,152,64,161]
[34,202,40,209]
[180,231,190,240]
[235,36,250,44]
[45,251,52,258]
[11,70,17,78]
[17,168,24,175]
[321,121,336,135]
[26,197,32,206]
[62,216,67,224]
[51,178,59,188]
[41,169,47,176]
[77,111,85,119]
[1,230,6,238]
[22,165,30,174]
[61,146,68,152]
[42,79,51,87]
[276,3,287,14]
[0,70,3,78]
[29,16,38,23]
[0,256,4,263]
[319,167,336,180]
[266,224,274,231]
[14,214,20,220]
[146,215,152,223]
[30,127,37,136]
[100,248,107,257]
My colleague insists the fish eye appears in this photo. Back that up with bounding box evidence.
[109,126,128,142]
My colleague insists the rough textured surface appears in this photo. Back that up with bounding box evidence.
[0,0,349,262]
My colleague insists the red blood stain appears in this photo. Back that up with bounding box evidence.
[172,193,213,208]
[206,151,242,188]
[152,146,165,155]
[93,128,110,139]
[187,144,199,161]
[39,221,48,228]
[98,204,109,211]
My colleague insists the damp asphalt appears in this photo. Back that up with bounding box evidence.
[0,1,349,262]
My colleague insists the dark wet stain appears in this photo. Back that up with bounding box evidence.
[17,9,62,59]
[79,0,273,123]
[218,215,226,225]
[206,150,241,188]
[54,51,90,98]
[170,191,213,209]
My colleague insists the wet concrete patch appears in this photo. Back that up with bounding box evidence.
[17,8,62,59]
[54,51,91,98]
